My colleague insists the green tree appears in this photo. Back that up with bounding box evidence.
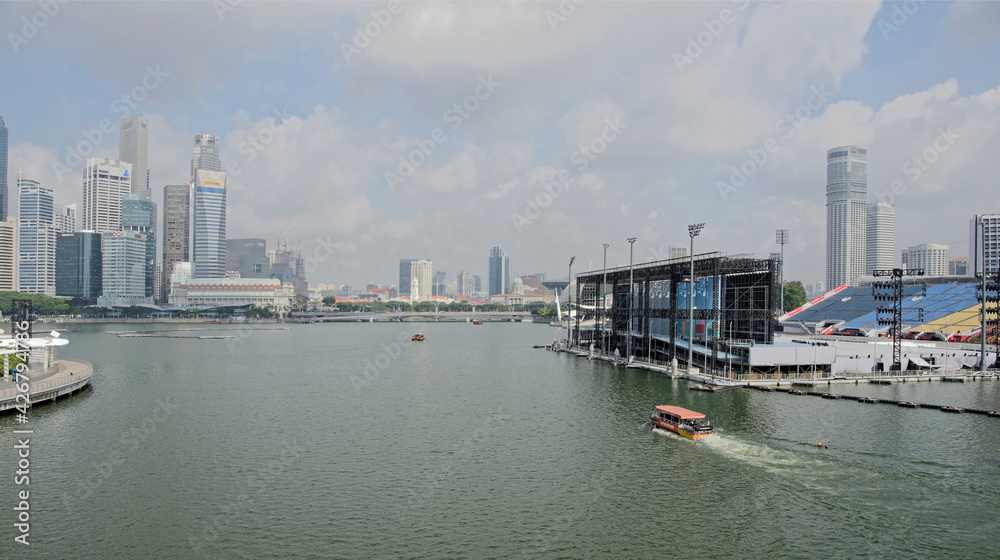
[322,295,337,306]
[782,281,808,312]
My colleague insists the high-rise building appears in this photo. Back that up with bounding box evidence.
[82,158,132,233]
[191,134,221,182]
[432,271,447,297]
[949,257,969,276]
[54,202,76,233]
[0,217,17,290]
[119,114,149,193]
[398,258,415,297]
[192,169,227,278]
[826,145,867,288]
[99,230,150,306]
[457,270,474,296]
[489,246,510,296]
[0,116,8,220]
[970,214,1000,277]
[121,189,157,297]
[16,175,56,296]
[55,232,102,301]
[407,259,433,299]
[162,184,190,300]
[865,202,894,274]
[473,275,482,293]
[226,238,269,278]
[902,244,949,276]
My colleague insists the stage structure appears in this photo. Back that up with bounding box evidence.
[574,252,779,374]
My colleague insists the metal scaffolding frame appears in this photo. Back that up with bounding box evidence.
[575,252,778,371]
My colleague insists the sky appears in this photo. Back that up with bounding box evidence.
[2,0,998,290]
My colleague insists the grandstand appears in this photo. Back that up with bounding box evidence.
[781,281,983,338]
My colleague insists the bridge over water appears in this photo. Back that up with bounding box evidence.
[291,311,535,323]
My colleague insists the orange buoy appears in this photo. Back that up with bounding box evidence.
[817,442,822,448]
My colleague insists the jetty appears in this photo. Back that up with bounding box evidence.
[0,332,93,414]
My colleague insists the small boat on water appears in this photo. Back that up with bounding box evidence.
[411,333,425,341]
[472,320,483,325]
[650,405,717,439]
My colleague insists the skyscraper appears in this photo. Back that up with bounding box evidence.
[457,270,474,296]
[0,116,8,220]
[99,231,150,306]
[398,258,415,297]
[56,232,103,301]
[226,238,269,278]
[162,184,190,300]
[0,217,17,291]
[82,158,132,233]
[17,175,56,296]
[192,169,227,278]
[122,189,157,297]
[119,114,149,193]
[865,202,894,275]
[191,134,221,181]
[488,246,509,296]
[826,145,867,288]
[902,244,949,276]
[54,203,77,233]
[970,214,1000,276]
[433,271,447,297]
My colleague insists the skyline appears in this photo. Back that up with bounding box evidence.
[2,1,999,288]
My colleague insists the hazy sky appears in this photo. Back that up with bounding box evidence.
[2,1,998,289]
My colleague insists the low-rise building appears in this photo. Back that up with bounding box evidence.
[169,277,294,312]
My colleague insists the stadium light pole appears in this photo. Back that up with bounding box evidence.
[568,256,576,348]
[627,237,636,361]
[776,229,788,314]
[688,223,704,373]
[602,243,609,357]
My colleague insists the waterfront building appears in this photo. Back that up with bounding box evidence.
[826,145,867,287]
[99,230,152,306]
[457,270,474,296]
[866,202,894,274]
[0,115,8,220]
[227,238,269,278]
[17,175,56,296]
[902,244,949,276]
[55,231,102,301]
[169,277,294,312]
[121,189,157,297]
[949,257,969,276]
[433,270,447,297]
[0,217,17,290]
[192,169,227,279]
[970,214,1000,276]
[162,184,190,300]
[191,134,221,182]
[489,246,510,296]
[167,261,191,301]
[119,114,149,193]
[82,157,132,233]
[398,258,432,299]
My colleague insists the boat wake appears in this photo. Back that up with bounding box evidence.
[699,434,829,476]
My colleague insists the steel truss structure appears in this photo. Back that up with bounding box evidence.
[871,268,925,370]
[574,252,778,372]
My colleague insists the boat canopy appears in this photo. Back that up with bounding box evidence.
[654,405,706,420]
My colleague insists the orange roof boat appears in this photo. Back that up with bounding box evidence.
[650,405,717,439]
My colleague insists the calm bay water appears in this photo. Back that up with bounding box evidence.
[3,321,999,559]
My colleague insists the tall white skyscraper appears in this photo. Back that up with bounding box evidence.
[83,158,132,233]
[192,169,227,278]
[0,115,9,220]
[191,134,221,181]
[17,175,56,296]
[119,114,149,193]
[826,145,867,288]
[865,202,894,274]
[970,214,1000,276]
[98,230,151,306]
[54,202,77,233]
[902,244,949,276]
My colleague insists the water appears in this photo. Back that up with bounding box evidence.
[3,321,999,558]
